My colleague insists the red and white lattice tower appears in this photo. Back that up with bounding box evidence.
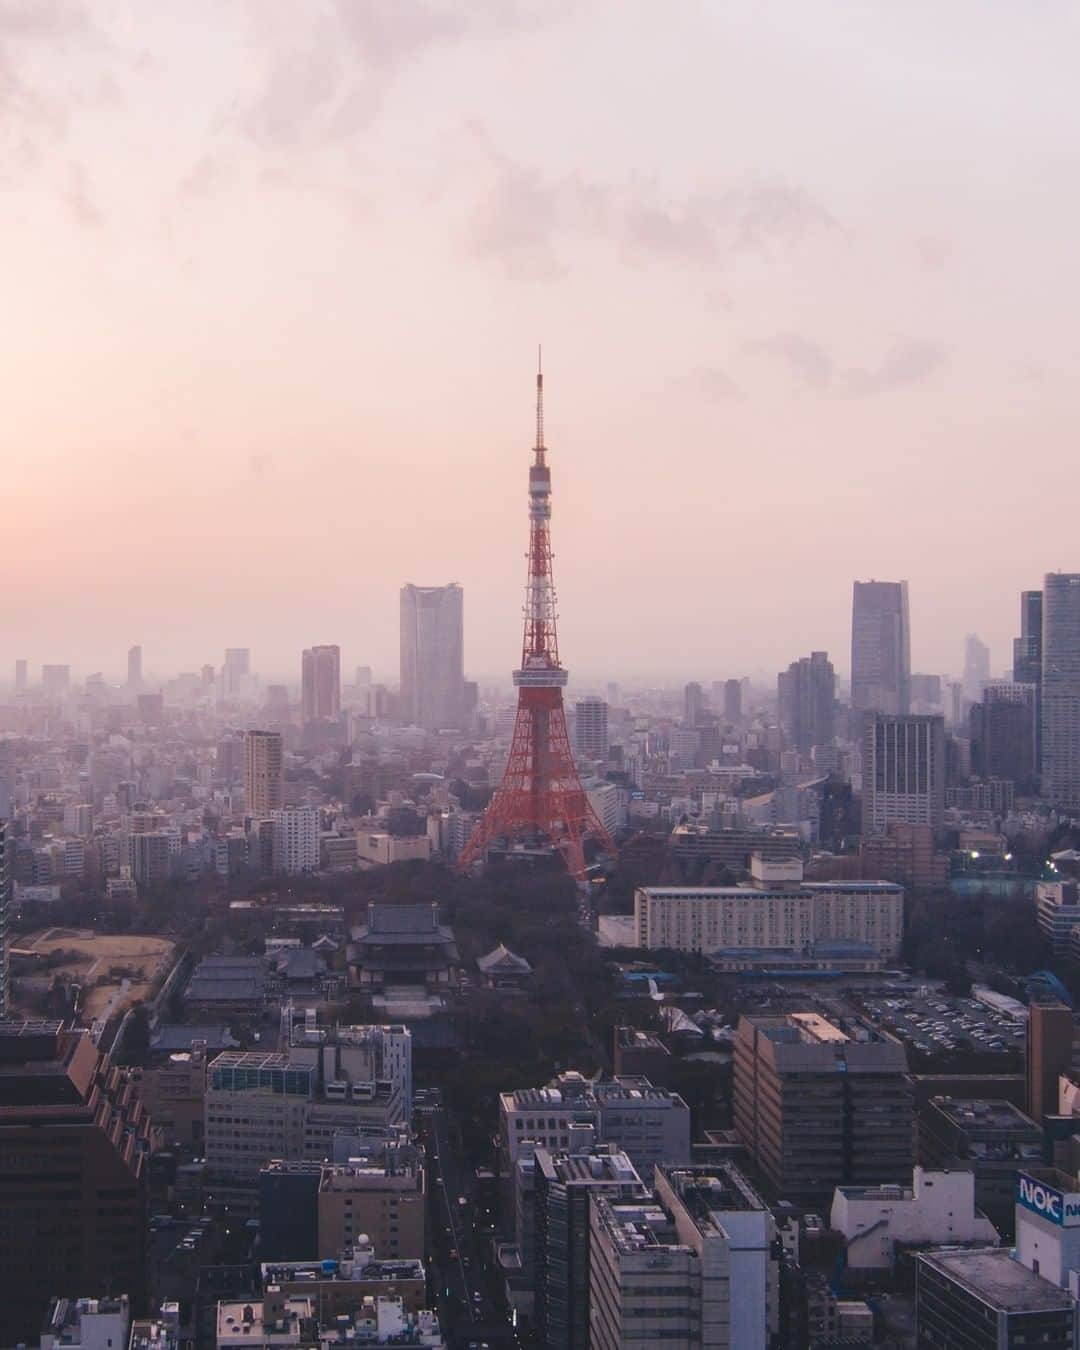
[458,360,615,880]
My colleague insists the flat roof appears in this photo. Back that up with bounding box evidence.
[930,1097,1038,1132]
[921,1248,1073,1312]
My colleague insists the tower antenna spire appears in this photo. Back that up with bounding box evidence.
[458,353,615,882]
[535,344,544,452]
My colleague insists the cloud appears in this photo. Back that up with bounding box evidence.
[64,162,101,227]
[234,1,554,152]
[0,2,107,179]
[743,333,944,396]
[695,367,743,401]
[910,234,952,272]
[463,135,835,277]
[746,332,834,388]
[846,341,944,395]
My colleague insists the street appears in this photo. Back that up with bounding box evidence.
[416,1090,519,1350]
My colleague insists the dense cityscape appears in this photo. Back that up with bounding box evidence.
[6,4,1080,1349]
[5,355,1080,1350]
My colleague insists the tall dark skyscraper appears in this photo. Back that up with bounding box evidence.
[722,677,742,722]
[127,644,142,690]
[399,584,465,730]
[970,682,1036,790]
[1013,588,1043,777]
[683,681,705,726]
[778,651,836,752]
[0,820,8,1019]
[851,580,910,716]
[1014,590,1043,683]
[301,644,341,722]
[1041,572,1080,809]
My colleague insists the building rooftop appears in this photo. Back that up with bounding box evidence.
[217,1295,312,1346]
[503,1073,687,1112]
[477,943,532,975]
[593,1197,688,1256]
[212,1051,292,1071]
[262,1257,425,1286]
[43,1295,130,1341]
[638,880,901,897]
[616,1027,667,1053]
[151,1024,240,1053]
[659,1162,770,1222]
[920,1248,1073,1312]
[536,1147,642,1187]
[128,1307,180,1350]
[929,1097,1040,1133]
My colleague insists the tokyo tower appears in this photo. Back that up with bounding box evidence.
[458,359,615,880]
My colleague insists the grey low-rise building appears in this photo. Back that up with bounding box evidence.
[918,1097,1042,1238]
[917,1247,1077,1349]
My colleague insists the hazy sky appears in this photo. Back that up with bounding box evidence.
[4,0,1078,685]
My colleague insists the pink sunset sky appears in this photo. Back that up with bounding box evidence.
[3,0,1077,684]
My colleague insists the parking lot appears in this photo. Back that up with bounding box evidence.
[856,988,1026,1058]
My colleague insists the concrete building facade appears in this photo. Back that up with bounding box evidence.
[733,1012,913,1203]
[399,583,464,731]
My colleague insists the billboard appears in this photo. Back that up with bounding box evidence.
[1017,1172,1080,1227]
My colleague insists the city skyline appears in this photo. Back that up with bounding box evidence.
[3,3,1079,677]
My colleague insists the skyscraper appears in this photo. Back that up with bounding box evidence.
[777,651,836,752]
[0,1021,154,1342]
[851,580,910,716]
[301,644,341,722]
[683,681,705,726]
[723,677,743,722]
[224,647,250,698]
[14,659,26,693]
[0,820,8,1019]
[970,682,1036,789]
[244,729,284,816]
[1014,588,1043,776]
[1041,573,1080,810]
[1014,590,1043,684]
[861,712,946,836]
[399,584,464,730]
[127,644,142,690]
[41,664,70,698]
[963,633,991,704]
[575,697,609,758]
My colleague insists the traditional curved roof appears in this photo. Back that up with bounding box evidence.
[477,943,532,975]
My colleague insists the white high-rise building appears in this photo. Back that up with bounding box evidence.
[271,807,320,875]
[861,712,945,835]
[399,584,464,730]
[574,697,609,758]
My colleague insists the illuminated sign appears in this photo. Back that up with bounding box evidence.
[1017,1172,1080,1227]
